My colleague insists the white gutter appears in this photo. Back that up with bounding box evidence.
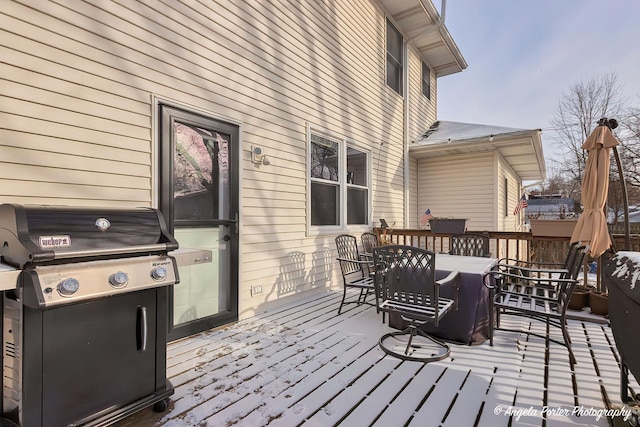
[414,0,446,37]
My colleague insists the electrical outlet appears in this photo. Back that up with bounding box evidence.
[252,285,263,296]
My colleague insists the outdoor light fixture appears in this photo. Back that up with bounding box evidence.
[251,145,270,165]
[489,134,494,142]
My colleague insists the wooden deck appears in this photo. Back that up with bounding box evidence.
[115,290,637,427]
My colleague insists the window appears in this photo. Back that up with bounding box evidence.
[422,61,431,99]
[386,19,403,95]
[309,130,370,229]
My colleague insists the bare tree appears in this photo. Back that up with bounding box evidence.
[619,105,640,190]
[548,73,627,207]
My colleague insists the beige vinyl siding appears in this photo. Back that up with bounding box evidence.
[407,47,437,141]
[498,154,523,232]
[497,154,526,259]
[0,0,410,316]
[406,47,436,229]
[417,152,495,232]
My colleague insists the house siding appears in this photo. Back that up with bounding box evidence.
[417,152,494,232]
[498,154,523,232]
[407,47,437,228]
[407,48,437,140]
[0,0,421,317]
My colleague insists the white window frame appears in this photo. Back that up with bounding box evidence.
[306,124,372,235]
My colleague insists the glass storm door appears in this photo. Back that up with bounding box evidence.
[160,105,239,341]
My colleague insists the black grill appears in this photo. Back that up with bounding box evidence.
[605,252,640,414]
[0,204,180,426]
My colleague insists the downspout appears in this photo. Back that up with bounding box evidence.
[403,40,410,227]
[404,0,447,227]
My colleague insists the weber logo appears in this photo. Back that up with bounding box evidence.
[39,235,71,248]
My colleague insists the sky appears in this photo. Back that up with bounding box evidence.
[436,0,640,163]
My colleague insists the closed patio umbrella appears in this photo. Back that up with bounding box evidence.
[570,124,620,258]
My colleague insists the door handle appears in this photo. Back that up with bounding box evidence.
[222,235,231,242]
[137,306,147,352]
[220,214,239,233]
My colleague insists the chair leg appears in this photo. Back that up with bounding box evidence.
[338,287,348,315]
[364,288,371,304]
[489,289,500,347]
[562,319,572,344]
[357,288,367,304]
[560,322,576,365]
[488,299,494,347]
[405,327,416,355]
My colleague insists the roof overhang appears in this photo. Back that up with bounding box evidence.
[377,0,467,77]
[411,128,547,181]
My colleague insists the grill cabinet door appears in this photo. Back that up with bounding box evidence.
[39,290,157,426]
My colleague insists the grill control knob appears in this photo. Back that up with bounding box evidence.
[151,266,168,281]
[58,278,79,296]
[109,271,128,288]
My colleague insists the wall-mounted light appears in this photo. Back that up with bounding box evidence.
[251,145,270,165]
[489,134,494,142]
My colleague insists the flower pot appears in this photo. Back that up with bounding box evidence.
[429,219,466,234]
[530,219,579,238]
[589,291,609,316]
[569,287,590,311]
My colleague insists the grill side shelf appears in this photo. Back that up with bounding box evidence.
[0,263,20,292]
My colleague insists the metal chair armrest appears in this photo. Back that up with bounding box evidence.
[493,270,578,286]
[497,257,564,268]
[436,270,460,288]
[436,270,460,309]
[483,271,497,289]
[493,262,568,276]
[336,257,372,265]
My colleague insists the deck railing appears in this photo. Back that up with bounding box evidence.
[373,228,640,291]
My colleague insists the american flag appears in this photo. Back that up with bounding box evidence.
[420,209,433,225]
[513,194,528,216]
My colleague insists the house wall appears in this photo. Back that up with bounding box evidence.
[498,154,523,231]
[406,48,437,228]
[496,153,525,258]
[416,152,495,232]
[0,0,438,318]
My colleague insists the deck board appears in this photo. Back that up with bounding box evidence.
[372,364,447,427]
[115,289,638,427]
[408,367,471,427]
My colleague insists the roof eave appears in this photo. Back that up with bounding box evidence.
[410,130,547,181]
[377,0,467,77]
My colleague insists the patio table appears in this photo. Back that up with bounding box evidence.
[388,254,497,345]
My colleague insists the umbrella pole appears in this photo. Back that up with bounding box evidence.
[612,145,630,250]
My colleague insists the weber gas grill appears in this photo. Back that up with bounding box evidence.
[0,204,180,427]
[605,252,640,425]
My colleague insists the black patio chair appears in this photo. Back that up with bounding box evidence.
[496,241,580,277]
[335,234,376,315]
[484,243,589,365]
[360,232,379,256]
[373,245,460,363]
[449,233,491,257]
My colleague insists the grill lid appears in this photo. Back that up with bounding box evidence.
[0,204,178,268]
